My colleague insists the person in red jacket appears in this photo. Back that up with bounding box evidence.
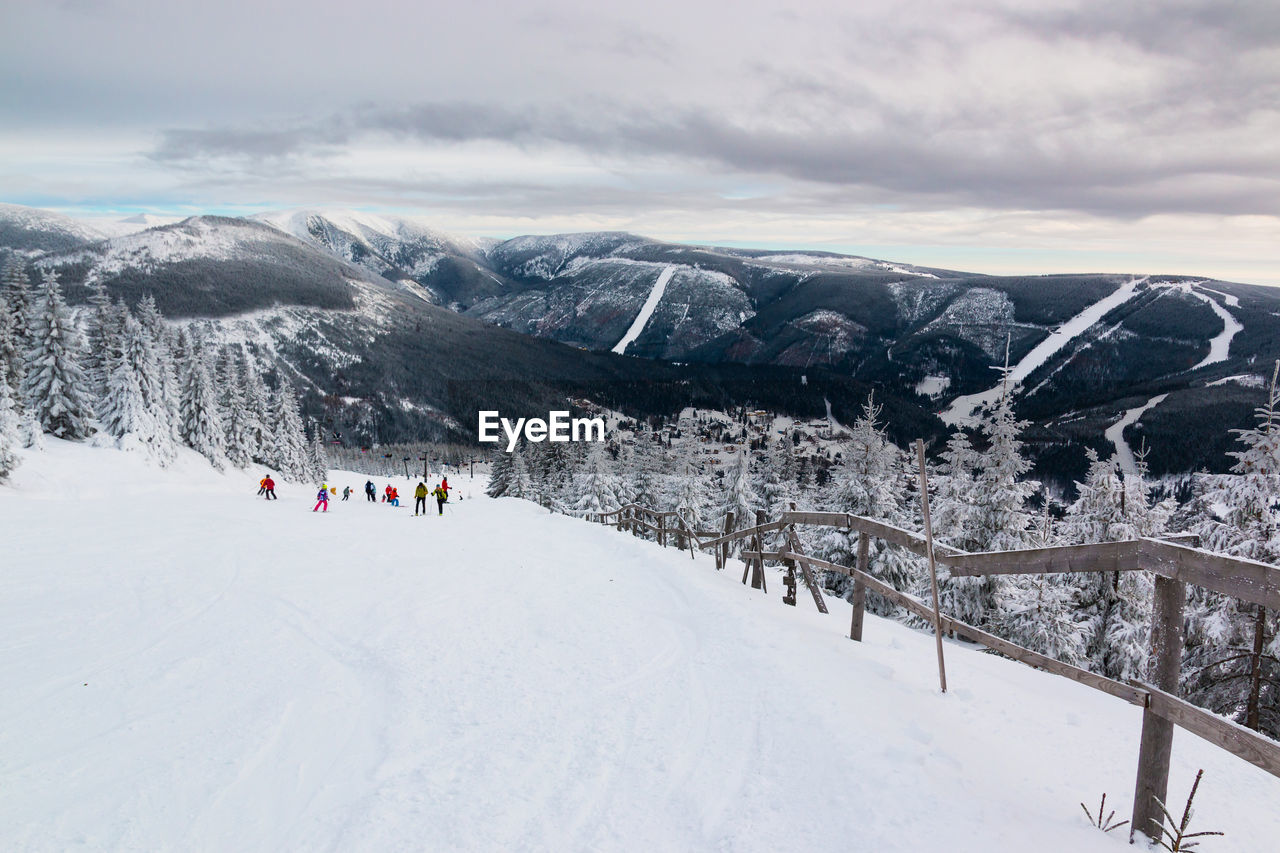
[388,486,400,507]
[263,475,277,500]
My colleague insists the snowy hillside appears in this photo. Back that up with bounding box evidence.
[2,441,1277,851]
[0,203,107,253]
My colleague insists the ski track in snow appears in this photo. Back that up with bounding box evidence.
[941,278,1146,426]
[3,441,1279,852]
[1105,393,1168,478]
[1188,284,1242,370]
[612,265,676,354]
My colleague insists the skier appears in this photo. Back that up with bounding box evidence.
[263,475,277,500]
[342,486,351,501]
[441,476,450,496]
[388,486,400,507]
[365,480,376,502]
[433,482,449,515]
[313,484,330,513]
[384,484,393,503]
[414,481,428,516]
[257,475,269,497]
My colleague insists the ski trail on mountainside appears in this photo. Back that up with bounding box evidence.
[1105,393,1168,478]
[941,277,1146,426]
[613,265,676,354]
[1188,284,1242,370]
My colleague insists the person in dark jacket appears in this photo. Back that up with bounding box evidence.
[432,483,448,515]
[365,480,376,502]
[263,476,277,500]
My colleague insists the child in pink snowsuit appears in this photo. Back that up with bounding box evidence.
[313,486,330,513]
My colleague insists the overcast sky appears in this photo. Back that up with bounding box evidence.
[3,0,1278,283]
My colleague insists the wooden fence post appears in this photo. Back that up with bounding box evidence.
[750,509,767,590]
[658,513,666,548]
[850,532,869,641]
[719,512,734,570]
[1131,574,1187,844]
[915,439,947,694]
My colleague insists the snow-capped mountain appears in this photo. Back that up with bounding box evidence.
[0,202,108,253]
[4,202,1279,481]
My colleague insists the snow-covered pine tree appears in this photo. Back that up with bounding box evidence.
[572,441,623,517]
[1185,362,1280,736]
[81,280,117,398]
[508,442,532,499]
[20,270,95,440]
[306,419,329,482]
[134,295,181,443]
[179,336,227,468]
[0,291,22,403]
[1057,449,1156,681]
[626,437,662,511]
[269,381,309,480]
[0,372,20,481]
[486,449,515,497]
[814,392,918,614]
[2,257,32,350]
[718,445,761,553]
[951,388,1037,627]
[768,435,800,514]
[97,312,175,462]
[238,351,270,463]
[217,352,253,469]
[671,439,709,534]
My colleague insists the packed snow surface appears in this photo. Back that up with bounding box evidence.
[942,278,1145,426]
[3,442,1278,852]
[1104,394,1169,478]
[611,264,676,354]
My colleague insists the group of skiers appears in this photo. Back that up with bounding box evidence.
[257,474,453,515]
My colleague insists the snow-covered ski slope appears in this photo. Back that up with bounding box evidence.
[612,264,676,354]
[942,278,1145,426]
[3,443,1278,852]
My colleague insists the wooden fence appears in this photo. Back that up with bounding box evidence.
[586,490,1280,843]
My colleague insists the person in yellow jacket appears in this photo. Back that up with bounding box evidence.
[414,481,429,516]
[432,484,449,515]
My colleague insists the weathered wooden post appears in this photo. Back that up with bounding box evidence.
[723,511,735,570]
[658,513,666,548]
[750,509,767,590]
[850,532,869,641]
[1131,574,1187,844]
[915,440,947,694]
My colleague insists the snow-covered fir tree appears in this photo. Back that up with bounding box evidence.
[238,351,270,463]
[993,504,1086,664]
[762,436,799,518]
[487,449,515,497]
[178,335,226,467]
[20,270,95,440]
[1185,362,1280,735]
[0,372,19,481]
[814,392,919,614]
[572,441,623,516]
[82,280,117,398]
[670,439,708,533]
[625,437,662,511]
[306,419,329,482]
[2,258,32,351]
[135,296,181,443]
[97,312,176,462]
[507,443,532,499]
[0,291,22,402]
[218,352,255,469]
[718,445,761,551]
[947,389,1037,627]
[268,381,310,480]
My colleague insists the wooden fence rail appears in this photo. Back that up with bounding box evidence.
[577,491,1280,843]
